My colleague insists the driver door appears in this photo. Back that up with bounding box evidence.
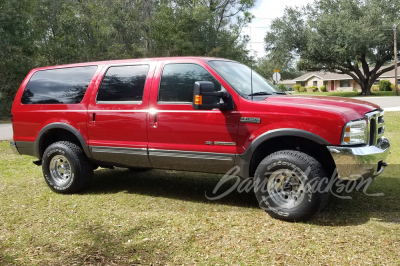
[147,60,240,173]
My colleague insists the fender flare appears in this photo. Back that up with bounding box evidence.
[235,128,330,179]
[34,123,92,159]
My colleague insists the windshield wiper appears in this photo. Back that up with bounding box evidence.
[248,92,272,96]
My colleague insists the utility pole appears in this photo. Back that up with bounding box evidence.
[395,24,399,96]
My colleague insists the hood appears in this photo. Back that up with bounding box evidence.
[265,95,379,121]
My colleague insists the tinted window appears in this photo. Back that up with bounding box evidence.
[96,65,149,102]
[21,66,97,104]
[159,64,221,102]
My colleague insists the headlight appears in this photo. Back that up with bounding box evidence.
[341,119,368,145]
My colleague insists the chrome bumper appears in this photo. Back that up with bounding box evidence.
[327,137,390,180]
[10,141,21,155]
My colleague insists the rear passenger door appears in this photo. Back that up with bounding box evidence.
[87,63,155,167]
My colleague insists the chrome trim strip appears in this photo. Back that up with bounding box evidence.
[365,109,385,146]
[214,141,236,146]
[96,101,142,105]
[91,146,147,156]
[149,149,234,161]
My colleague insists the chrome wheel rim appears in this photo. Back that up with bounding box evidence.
[49,155,72,185]
[267,169,306,209]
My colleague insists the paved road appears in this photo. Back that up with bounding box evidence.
[0,97,398,141]
[0,124,13,141]
[352,96,400,111]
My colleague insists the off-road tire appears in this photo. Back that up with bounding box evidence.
[254,150,329,222]
[42,141,94,194]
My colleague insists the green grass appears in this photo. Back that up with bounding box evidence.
[1,113,400,264]
[0,119,11,124]
[291,91,397,97]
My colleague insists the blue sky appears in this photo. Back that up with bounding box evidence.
[244,0,314,58]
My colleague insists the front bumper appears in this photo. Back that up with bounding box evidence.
[327,137,390,180]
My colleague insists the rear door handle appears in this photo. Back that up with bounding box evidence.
[89,113,96,124]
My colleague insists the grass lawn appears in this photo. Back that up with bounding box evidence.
[0,119,11,124]
[1,113,400,264]
[290,91,396,97]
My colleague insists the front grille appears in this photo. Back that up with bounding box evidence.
[365,109,385,146]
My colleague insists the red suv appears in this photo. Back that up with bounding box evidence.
[10,57,390,221]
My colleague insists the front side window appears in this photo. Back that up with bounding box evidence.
[97,65,149,102]
[208,60,280,96]
[21,66,97,104]
[158,63,221,102]
[313,81,318,87]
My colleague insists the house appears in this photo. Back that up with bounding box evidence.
[279,80,296,90]
[293,68,400,91]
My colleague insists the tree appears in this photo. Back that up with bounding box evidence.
[150,0,254,63]
[254,56,304,82]
[264,0,400,95]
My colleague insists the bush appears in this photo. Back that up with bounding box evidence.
[371,85,379,92]
[293,85,301,92]
[277,84,287,91]
[379,80,392,91]
[320,85,326,92]
[0,98,13,119]
[307,86,318,92]
[390,84,399,91]
[299,86,306,92]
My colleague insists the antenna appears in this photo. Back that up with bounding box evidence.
[250,27,253,101]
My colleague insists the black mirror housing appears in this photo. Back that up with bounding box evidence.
[192,81,234,110]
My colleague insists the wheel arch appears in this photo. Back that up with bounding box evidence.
[235,129,336,179]
[34,123,91,159]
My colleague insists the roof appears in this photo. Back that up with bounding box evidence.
[280,80,296,85]
[293,72,353,81]
[29,56,229,72]
[294,65,399,82]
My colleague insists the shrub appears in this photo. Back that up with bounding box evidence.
[371,85,379,92]
[307,86,318,92]
[277,84,287,91]
[320,85,326,92]
[390,84,399,91]
[293,85,301,92]
[299,86,306,92]
[379,80,392,91]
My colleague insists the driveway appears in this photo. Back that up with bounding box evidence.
[0,124,13,141]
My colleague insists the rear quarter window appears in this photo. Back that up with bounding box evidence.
[21,66,97,104]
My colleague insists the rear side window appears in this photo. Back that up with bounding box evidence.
[21,66,97,104]
[96,65,149,102]
[158,64,221,102]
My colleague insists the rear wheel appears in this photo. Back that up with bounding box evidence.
[254,150,329,222]
[42,141,94,194]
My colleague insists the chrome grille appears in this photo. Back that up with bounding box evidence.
[365,109,385,146]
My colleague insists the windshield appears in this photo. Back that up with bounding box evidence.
[208,60,280,96]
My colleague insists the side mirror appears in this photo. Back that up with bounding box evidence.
[192,81,234,110]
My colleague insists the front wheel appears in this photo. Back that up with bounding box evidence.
[42,141,94,194]
[254,150,329,222]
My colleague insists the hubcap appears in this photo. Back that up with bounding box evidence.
[267,169,306,209]
[49,155,72,185]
